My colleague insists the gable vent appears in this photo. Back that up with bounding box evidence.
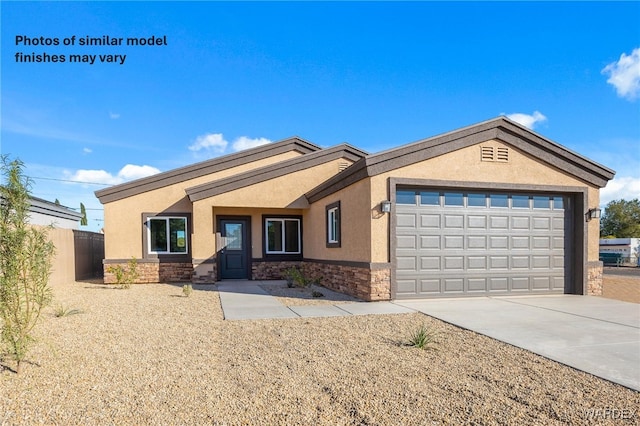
[338,162,349,172]
[481,146,509,163]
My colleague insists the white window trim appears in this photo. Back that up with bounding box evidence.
[327,207,339,244]
[265,218,301,255]
[147,216,188,255]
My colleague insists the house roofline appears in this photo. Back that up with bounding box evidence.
[306,117,616,203]
[95,136,321,204]
[186,144,368,202]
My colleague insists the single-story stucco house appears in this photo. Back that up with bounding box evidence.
[95,117,614,300]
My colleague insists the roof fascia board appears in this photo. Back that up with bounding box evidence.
[95,137,321,204]
[186,144,367,202]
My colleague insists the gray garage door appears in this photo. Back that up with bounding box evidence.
[395,189,568,298]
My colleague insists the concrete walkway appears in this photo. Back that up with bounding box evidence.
[395,295,640,391]
[217,281,413,320]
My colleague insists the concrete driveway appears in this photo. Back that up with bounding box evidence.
[394,295,640,391]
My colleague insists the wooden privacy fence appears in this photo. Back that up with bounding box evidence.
[73,230,104,280]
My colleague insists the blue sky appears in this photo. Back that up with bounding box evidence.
[2,1,639,232]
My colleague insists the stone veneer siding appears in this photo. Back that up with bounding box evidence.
[103,260,192,284]
[251,260,391,301]
[586,261,603,296]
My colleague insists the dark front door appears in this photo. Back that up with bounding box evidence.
[218,217,250,279]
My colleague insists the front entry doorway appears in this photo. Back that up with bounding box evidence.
[218,216,251,279]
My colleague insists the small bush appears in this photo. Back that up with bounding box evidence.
[183,284,193,297]
[407,324,437,350]
[311,291,324,298]
[283,267,321,288]
[107,257,139,289]
[53,304,82,317]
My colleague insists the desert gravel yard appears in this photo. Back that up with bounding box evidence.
[1,281,638,425]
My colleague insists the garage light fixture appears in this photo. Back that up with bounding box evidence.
[586,208,601,221]
[380,200,392,213]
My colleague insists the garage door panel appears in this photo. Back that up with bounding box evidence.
[467,235,487,249]
[444,235,464,249]
[420,214,440,228]
[396,256,416,271]
[512,236,530,249]
[395,189,569,299]
[444,215,464,229]
[468,278,487,292]
[490,216,509,229]
[444,256,464,270]
[489,236,509,249]
[421,235,440,249]
[511,216,531,229]
[490,256,509,269]
[444,278,464,292]
[468,215,488,229]
[420,279,440,293]
[397,235,417,249]
[420,256,440,270]
[396,279,417,294]
[532,276,551,290]
[397,213,417,228]
[467,256,487,270]
[511,276,530,290]
[490,277,509,291]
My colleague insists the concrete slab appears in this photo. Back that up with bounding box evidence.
[217,281,298,320]
[395,296,640,391]
[289,305,351,318]
[338,301,415,316]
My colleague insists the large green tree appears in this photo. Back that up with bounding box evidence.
[600,198,640,238]
[0,156,55,374]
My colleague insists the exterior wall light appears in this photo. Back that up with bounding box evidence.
[381,200,392,213]
[586,208,602,222]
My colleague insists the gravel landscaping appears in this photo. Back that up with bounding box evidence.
[1,281,638,425]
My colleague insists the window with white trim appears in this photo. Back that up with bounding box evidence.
[326,201,341,248]
[147,217,188,254]
[265,218,301,254]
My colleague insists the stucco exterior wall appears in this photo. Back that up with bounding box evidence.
[303,178,372,263]
[44,226,76,286]
[103,150,302,259]
[368,139,601,263]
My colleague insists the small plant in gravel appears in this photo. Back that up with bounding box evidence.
[182,284,193,297]
[283,267,321,288]
[53,304,82,317]
[311,290,324,298]
[407,324,437,350]
[106,257,139,289]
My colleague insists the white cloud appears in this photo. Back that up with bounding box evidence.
[600,176,640,206]
[109,111,120,119]
[505,111,547,129]
[68,164,161,185]
[602,48,640,101]
[232,136,272,152]
[189,133,228,153]
[83,147,92,154]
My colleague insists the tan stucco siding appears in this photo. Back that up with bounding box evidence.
[368,140,601,263]
[103,150,302,259]
[304,178,372,263]
[202,159,353,209]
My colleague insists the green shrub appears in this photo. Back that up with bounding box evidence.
[0,156,55,374]
[407,324,437,350]
[53,304,82,317]
[283,267,321,288]
[107,257,139,289]
[182,284,193,297]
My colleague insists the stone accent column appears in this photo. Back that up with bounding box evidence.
[586,261,603,295]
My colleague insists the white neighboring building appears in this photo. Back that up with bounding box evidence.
[27,197,83,229]
[599,238,640,264]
